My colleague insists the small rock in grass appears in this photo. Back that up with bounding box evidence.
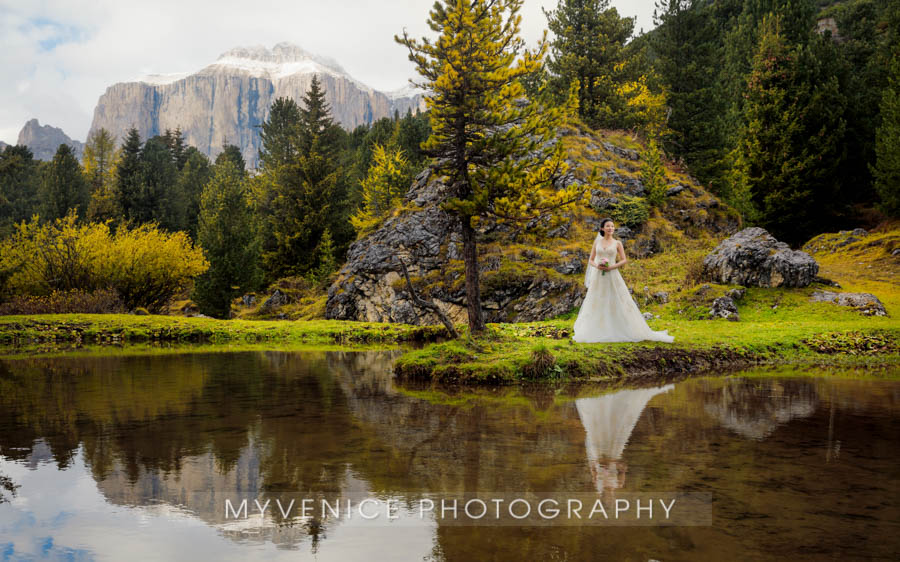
[709,296,739,321]
[810,291,887,317]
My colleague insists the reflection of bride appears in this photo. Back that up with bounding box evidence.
[573,219,674,343]
[575,384,674,493]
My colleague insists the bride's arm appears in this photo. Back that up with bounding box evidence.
[588,242,598,268]
[610,241,629,270]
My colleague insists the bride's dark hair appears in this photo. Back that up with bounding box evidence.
[599,218,614,231]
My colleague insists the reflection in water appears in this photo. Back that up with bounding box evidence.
[703,380,818,440]
[0,352,898,561]
[576,385,674,493]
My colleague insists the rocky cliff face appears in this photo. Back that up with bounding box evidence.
[89,43,426,168]
[16,118,84,161]
[325,127,739,325]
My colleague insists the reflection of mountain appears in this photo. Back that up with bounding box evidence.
[703,380,818,440]
[575,385,674,493]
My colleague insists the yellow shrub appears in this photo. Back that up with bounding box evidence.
[0,214,208,311]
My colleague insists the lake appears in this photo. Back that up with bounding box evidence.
[1,351,898,560]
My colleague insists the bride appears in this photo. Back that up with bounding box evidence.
[573,218,674,343]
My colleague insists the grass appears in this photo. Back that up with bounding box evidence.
[0,314,445,354]
[394,225,900,384]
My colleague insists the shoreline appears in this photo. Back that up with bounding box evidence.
[0,314,896,384]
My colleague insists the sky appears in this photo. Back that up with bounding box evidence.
[0,0,657,145]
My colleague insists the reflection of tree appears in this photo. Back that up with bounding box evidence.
[0,471,18,504]
[703,380,818,440]
[575,385,674,494]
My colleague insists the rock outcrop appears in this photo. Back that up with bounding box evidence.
[16,119,84,161]
[702,227,819,288]
[810,291,887,316]
[89,43,425,169]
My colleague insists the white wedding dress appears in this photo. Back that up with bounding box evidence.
[572,234,674,343]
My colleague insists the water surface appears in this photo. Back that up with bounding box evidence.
[0,352,897,560]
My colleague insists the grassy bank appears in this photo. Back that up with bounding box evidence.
[395,225,900,384]
[0,313,444,353]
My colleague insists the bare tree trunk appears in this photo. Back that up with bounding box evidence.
[461,218,486,334]
[396,256,459,339]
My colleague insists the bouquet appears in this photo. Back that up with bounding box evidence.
[598,257,609,276]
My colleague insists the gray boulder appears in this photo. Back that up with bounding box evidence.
[702,227,818,288]
[709,296,739,321]
[810,291,887,317]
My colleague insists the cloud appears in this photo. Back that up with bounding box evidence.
[0,0,655,144]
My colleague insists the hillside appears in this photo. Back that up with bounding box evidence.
[323,123,740,325]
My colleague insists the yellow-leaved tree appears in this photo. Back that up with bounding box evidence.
[350,143,413,236]
[397,0,584,334]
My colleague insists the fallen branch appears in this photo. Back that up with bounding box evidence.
[395,256,459,339]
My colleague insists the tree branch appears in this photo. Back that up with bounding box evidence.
[395,255,459,339]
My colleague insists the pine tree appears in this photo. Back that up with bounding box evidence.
[641,138,667,208]
[177,148,213,239]
[0,145,40,235]
[40,144,89,221]
[650,0,728,189]
[398,0,583,334]
[138,136,179,229]
[116,128,143,223]
[258,97,302,173]
[872,52,900,217]
[299,76,340,157]
[215,145,246,175]
[730,16,846,244]
[172,127,187,170]
[82,128,120,223]
[544,0,636,128]
[194,159,261,318]
[262,137,338,279]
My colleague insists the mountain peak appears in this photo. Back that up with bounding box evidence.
[214,43,347,76]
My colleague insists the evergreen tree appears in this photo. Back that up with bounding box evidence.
[398,0,583,334]
[650,0,729,189]
[177,148,213,239]
[194,159,261,318]
[40,144,89,221]
[299,76,343,158]
[116,128,143,223]
[139,136,179,229]
[262,136,339,279]
[215,145,246,175]
[82,128,120,223]
[641,138,667,208]
[393,109,431,169]
[0,145,40,235]
[169,127,188,171]
[872,53,900,217]
[730,16,846,244]
[258,97,302,173]
[544,0,636,128]
[311,228,337,283]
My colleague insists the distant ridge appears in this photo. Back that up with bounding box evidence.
[89,42,426,168]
